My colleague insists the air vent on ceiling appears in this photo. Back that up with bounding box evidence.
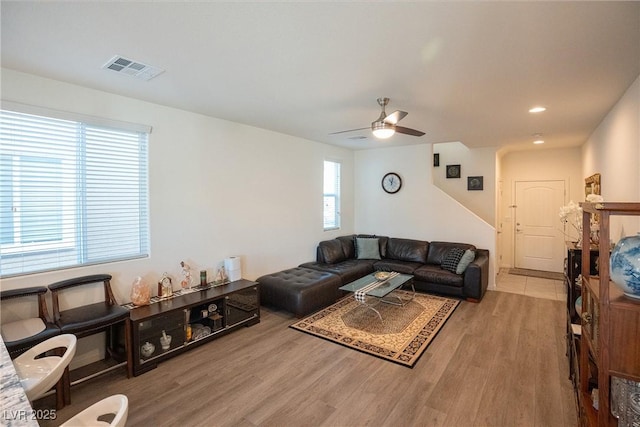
[102,55,164,81]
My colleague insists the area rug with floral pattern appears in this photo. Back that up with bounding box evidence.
[290,290,460,368]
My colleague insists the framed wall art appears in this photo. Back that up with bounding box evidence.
[467,176,483,191]
[433,153,440,167]
[585,173,601,198]
[446,164,461,179]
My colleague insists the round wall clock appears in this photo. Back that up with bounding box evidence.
[382,172,402,194]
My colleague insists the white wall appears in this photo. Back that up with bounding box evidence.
[498,147,583,268]
[354,144,496,289]
[1,69,355,364]
[582,74,640,241]
[433,142,497,224]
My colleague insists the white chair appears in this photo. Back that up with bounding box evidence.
[60,394,128,427]
[13,333,77,404]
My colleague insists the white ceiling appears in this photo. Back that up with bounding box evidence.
[1,1,639,151]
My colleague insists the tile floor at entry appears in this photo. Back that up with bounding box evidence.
[495,268,567,302]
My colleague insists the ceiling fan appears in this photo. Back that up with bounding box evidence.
[330,97,425,139]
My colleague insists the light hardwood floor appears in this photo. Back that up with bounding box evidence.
[495,269,567,302]
[36,289,577,427]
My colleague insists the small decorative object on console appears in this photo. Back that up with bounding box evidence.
[130,276,151,306]
[200,270,207,286]
[213,266,228,286]
[180,261,192,289]
[610,233,640,300]
[159,273,173,298]
[160,330,172,350]
[140,341,155,358]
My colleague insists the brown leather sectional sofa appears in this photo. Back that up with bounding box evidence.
[258,234,489,317]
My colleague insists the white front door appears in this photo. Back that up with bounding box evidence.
[514,180,566,272]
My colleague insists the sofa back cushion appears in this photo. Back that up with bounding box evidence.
[386,238,429,264]
[427,241,477,265]
[336,235,356,259]
[318,239,346,264]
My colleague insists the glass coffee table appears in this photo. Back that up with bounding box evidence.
[339,272,415,320]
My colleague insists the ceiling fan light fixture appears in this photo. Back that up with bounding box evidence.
[528,106,547,113]
[372,121,396,139]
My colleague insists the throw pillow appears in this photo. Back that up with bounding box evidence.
[441,247,465,273]
[355,237,381,260]
[456,249,476,274]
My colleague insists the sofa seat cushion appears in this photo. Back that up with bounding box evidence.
[2,321,61,358]
[373,260,422,275]
[299,259,375,283]
[413,265,464,287]
[386,238,429,264]
[57,302,130,336]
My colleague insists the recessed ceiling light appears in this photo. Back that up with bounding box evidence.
[529,106,547,113]
[533,140,545,145]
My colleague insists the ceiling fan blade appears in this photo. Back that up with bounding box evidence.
[395,126,425,137]
[329,127,370,135]
[384,110,408,125]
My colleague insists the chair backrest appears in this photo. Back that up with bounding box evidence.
[60,394,128,427]
[48,274,115,322]
[14,333,77,401]
[0,286,52,323]
[1,286,62,358]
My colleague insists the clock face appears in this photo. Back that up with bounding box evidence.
[382,172,402,194]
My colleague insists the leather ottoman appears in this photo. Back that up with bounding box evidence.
[257,267,342,317]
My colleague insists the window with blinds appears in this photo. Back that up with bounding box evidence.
[323,160,341,230]
[0,109,150,277]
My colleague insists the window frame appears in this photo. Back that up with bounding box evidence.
[0,103,151,278]
[323,160,341,231]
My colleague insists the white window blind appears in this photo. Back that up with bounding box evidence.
[0,109,149,277]
[323,160,341,230]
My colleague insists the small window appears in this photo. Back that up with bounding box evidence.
[0,109,150,277]
[323,160,341,230]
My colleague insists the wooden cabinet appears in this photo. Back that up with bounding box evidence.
[129,279,260,376]
[578,202,640,427]
[566,242,600,324]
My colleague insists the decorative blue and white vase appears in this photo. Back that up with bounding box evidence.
[610,233,640,300]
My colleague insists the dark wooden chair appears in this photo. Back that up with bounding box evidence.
[1,286,67,407]
[48,274,132,405]
[1,286,61,358]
